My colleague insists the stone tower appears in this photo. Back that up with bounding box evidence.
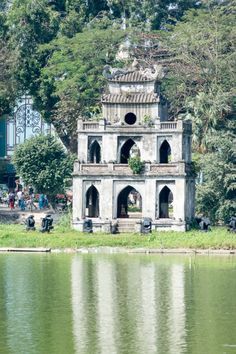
[73,67,195,232]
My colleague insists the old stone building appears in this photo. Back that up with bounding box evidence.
[73,67,195,232]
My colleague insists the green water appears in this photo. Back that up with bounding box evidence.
[0,253,235,354]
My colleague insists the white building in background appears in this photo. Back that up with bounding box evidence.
[0,95,51,188]
[6,95,51,157]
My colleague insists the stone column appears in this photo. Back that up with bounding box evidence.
[174,178,185,221]
[100,178,113,220]
[77,135,88,162]
[73,178,84,220]
[143,179,156,220]
[102,134,117,162]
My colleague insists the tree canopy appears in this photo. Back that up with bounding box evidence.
[162,4,236,151]
[12,135,75,203]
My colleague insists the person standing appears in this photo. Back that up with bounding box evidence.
[9,192,15,210]
[29,193,37,211]
[17,190,22,209]
[20,192,25,211]
[39,194,45,210]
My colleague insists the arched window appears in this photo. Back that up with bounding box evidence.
[89,140,101,163]
[86,185,99,217]
[120,139,137,163]
[124,112,136,125]
[117,186,142,218]
[160,140,171,163]
[159,186,173,218]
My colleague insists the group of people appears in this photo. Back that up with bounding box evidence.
[6,187,48,211]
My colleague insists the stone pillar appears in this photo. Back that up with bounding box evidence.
[102,135,117,162]
[142,135,156,162]
[174,179,185,222]
[77,135,88,162]
[100,179,113,219]
[143,179,156,220]
[73,178,84,220]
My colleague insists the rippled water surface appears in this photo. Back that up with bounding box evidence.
[0,253,235,354]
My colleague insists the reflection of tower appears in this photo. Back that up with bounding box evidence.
[137,263,157,354]
[71,257,89,354]
[169,264,186,354]
[96,259,117,354]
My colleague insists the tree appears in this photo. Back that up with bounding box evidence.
[0,39,17,116]
[35,27,126,152]
[12,135,75,205]
[196,133,236,223]
[106,0,201,30]
[0,5,17,116]
[161,4,236,150]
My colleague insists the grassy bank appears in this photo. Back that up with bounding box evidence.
[0,223,235,249]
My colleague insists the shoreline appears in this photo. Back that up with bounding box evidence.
[0,246,235,255]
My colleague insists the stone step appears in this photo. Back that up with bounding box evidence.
[117,219,138,233]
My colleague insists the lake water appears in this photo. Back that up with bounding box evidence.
[0,253,235,354]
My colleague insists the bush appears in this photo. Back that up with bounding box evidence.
[128,156,144,174]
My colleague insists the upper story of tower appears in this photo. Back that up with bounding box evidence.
[101,67,168,124]
[75,66,193,172]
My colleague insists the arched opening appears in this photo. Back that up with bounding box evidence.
[159,186,173,218]
[120,139,138,163]
[86,185,99,217]
[117,186,142,218]
[124,112,136,125]
[89,140,101,163]
[160,140,171,163]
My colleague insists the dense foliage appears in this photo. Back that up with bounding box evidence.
[128,156,144,174]
[12,135,75,204]
[159,3,236,222]
[162,5,236,151]
[0,0,235,222]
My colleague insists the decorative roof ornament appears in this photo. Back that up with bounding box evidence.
[102,63,164,82]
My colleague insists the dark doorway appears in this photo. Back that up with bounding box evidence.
[124,112,136,125]
[89,140,101,163]
[120,139,135,163]
[160,140,171,163]
[117,186,142,218]
[86,185,99,217]
[159,186,173,218]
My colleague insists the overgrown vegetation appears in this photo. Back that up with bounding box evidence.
[128,156,144,174]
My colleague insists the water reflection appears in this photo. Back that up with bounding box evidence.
[71,256,187,354]
[0,254,235,354]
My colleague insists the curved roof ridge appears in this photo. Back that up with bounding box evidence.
[109,70,155,83]
[101,92,159,104]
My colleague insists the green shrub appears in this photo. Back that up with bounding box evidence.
[128,156,144,174]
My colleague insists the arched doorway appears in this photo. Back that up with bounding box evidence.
[120,139,140,163]
[117,186,142,218]
[160,140,171,163]
[159,186,173,218]
[86,185,99,217]
[89,140,101,163]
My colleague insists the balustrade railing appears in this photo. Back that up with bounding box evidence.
[160,122,177,129]
[74,162,187,175]
[82,122,99,130]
